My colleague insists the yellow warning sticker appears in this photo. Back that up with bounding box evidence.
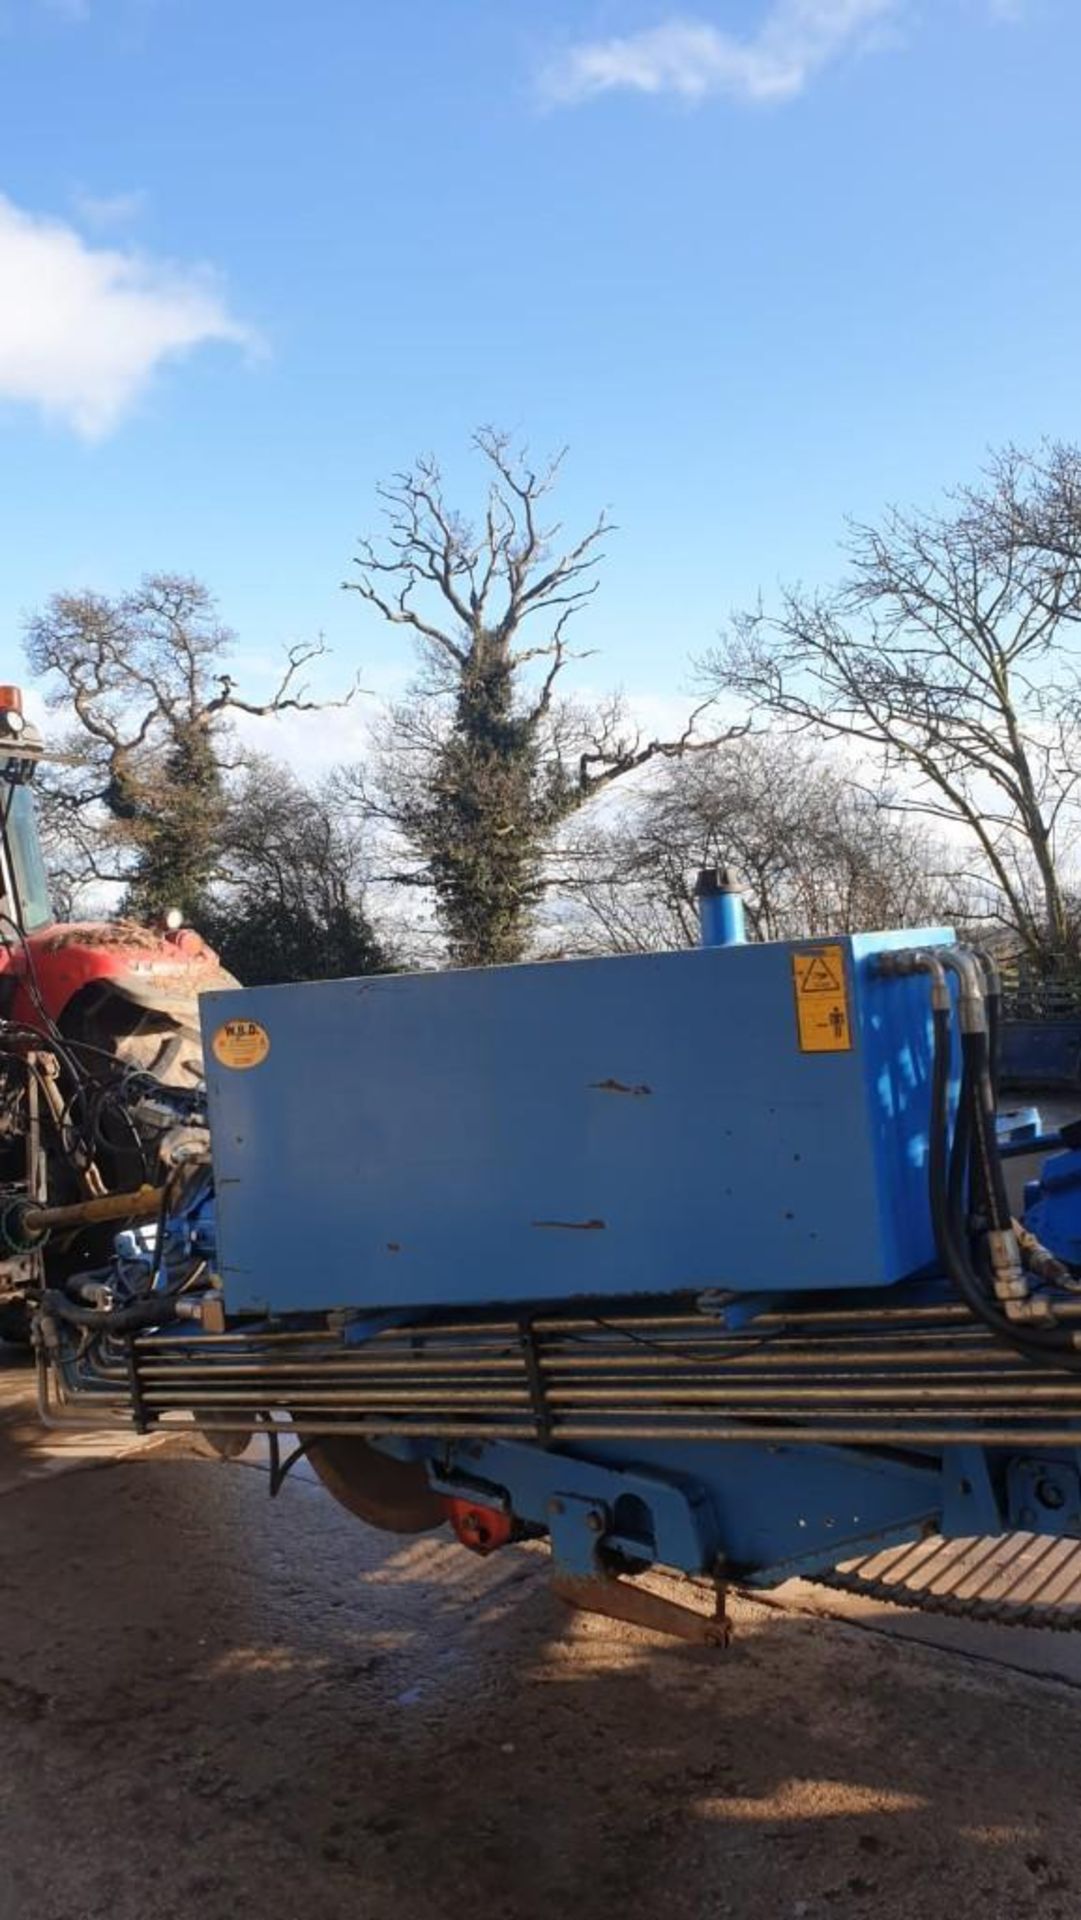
[212,1018,271,1071]
[791,945,852,1053]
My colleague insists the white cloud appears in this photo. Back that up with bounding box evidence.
[542,0,904,107]
[0,192,256,439]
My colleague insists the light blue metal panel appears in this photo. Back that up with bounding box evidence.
[850,927,956,1284]
[201,929,954,1315]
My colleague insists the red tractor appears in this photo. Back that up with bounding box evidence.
[0,686,233,1338]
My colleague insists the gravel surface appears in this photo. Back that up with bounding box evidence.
[3,1409,1081,1920]
[3,1088,1081,1915]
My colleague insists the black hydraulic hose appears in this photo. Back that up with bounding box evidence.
[927,993,1081,1370]
[962,1029,1013,1234]
[986,977,1002,1109]
[929,1006,959,1264]
[38,1289,180,1333]
[973,948,1003,1108]
[947,1047,972,1230]
[929,1008,997,1317]
[980,1065,1012,1233]
[929,1007,984,1296]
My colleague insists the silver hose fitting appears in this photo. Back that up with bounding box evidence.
[939,948,987,1034]
[874,947,951,1010]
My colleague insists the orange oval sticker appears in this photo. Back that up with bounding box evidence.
[212,1018,270,1070]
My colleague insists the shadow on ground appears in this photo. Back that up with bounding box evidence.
[0,1340,51,1481]
[0,1339,169,1497]
[1,1448,1079,1920]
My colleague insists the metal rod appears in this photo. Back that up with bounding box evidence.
[134,1397,1080,1419]
[139,1397,537,1413]
[129,1346,1081,1376]
[22,1183,164,1234]
[544,1383,1081,1405]
[555,1424,1081,1446]
[128,1383,1081,1411]
[132,1413,1081,1447]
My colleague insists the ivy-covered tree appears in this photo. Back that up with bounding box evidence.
[344,429,728,966]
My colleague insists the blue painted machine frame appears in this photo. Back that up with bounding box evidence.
[38,913,1081,1633]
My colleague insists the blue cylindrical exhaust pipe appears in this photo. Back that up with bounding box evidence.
[694,867,746,947]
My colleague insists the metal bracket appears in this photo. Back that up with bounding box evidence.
[545,1493,730,1645]
[941,1444,1003,1537]
[1008,1457,1081,1536]
[552,1571,730,1646]
[545,1492,612,1576]
[431,1440,716,1577]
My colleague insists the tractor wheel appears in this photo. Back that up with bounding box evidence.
[65,992,206,1091]
[58,989,208,1193]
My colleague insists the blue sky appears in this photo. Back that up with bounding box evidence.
[0,0,1077,761]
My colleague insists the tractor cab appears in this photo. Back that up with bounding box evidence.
[0,686,51,939]
[2,782,53,936]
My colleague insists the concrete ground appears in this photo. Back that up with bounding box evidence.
[6,1350,1081,1919]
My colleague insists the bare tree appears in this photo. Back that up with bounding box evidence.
[201,758,392,984]
[26,574,358,921]
[343,429,731,966]
[555,737,960,956]
[701,444,1081,962]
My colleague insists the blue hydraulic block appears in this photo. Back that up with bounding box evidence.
[1024,1147,1081,1268]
